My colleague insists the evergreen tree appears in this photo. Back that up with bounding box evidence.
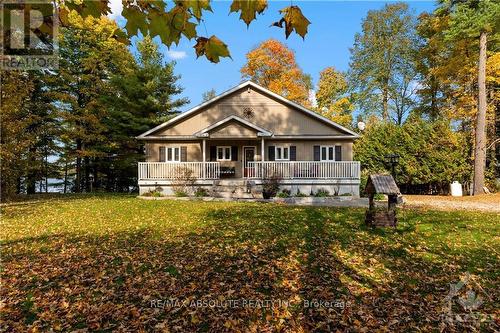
[101,35,189,191]
[54,13,133,192]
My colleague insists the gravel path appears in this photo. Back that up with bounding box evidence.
[403,194,500,213]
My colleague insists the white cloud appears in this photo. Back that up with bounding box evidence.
[166,50,187,60]
[108,0,123,19]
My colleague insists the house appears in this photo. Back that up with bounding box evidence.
[137,81,361,197]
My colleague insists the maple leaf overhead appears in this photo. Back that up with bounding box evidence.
[194,36,231,63]
[272,6,311,39]
[230,0,268,27]
[122,5,148,36]
[64,0,111,19]
[178,0,213,21]
[59,0,309,62]
[148,10,171,44]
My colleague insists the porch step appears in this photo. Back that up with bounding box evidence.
[215,179,246,186]
[210,180,262,199]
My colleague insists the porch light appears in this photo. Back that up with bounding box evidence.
[384,153,400,181]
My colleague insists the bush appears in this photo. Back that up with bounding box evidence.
[262,174,281,199]
[354,116,471,195]
[340,193,352,196]
[314,188,330,197]
[174,190,188,197]
[194,187,209,197]
[294,190,307,197]
[277,189,291,198]
[143,186,163,197]
[373,193,385,200]
[172,167,195,196]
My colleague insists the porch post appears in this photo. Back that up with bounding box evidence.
[261,137,265,161]
[261,137,265,178]
[202,139,206,179]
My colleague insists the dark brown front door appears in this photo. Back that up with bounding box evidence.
[243,147,255,178]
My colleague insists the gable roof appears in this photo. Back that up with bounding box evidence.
[365,174,400,195]
[194,115,272,137]
[137,80,359,139]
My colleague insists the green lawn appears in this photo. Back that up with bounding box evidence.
[1,194,499,331]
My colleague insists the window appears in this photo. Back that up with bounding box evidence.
[162,146,180,162]
[320,146,340,161]
[275,146,289,161]
[217,146,231,161]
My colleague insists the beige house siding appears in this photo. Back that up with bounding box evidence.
[209,121,258,138]
[145,140,353,179]
[146,140,352,163]
[146,142,202,162]
[264,140,353,161]
[155,87,345,136]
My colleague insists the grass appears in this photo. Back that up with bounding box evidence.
[1,194,499,331]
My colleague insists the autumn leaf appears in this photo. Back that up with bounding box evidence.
[230,0,268,27]
[64,0,111,18]
[194,36,231,63]
[169,4,198,42]
[272,6,310,39]
[148,10,171,44]
[177,0,213,21]
[123,5,148,36]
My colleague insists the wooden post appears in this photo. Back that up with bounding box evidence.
[202,139,206,179]
[261,137,265,178]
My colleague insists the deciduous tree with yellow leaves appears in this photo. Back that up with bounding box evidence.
[241,39,312,106]
[315,67,354,127]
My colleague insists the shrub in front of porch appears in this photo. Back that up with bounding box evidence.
[194,187,209,197]
[261,174,282,199]
[172,167,196,197]
[314,188,330,197]
[276,189,291,198]
[143,186,165,197]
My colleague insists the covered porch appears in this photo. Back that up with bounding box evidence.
[138,160,361,181]
[138,113,361,196]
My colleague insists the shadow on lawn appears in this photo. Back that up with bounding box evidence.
[2,204,498,332]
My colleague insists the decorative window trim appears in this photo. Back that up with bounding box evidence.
[320,145,340,161]
[275,146,290,161]
[217,146,232,161]
[164,146,181,162]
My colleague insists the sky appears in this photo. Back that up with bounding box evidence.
[109,1,437,111]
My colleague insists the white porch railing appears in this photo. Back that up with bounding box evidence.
[138,162,220,180]
[247,161,360,179]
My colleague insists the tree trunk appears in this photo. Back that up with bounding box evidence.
[26,147,37,194]
[382,86,389,121]
[473,31,487,195]
[84,156,91,192]
[75,139,82,192]
[44,153,49,193]
[93,158,99,191]
[63,161,68,194]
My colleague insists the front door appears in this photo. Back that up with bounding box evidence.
[243,147,255,178]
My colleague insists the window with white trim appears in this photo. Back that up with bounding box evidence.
[164,146,181,162]
[275,146,289,161]
[217,146,231,161]
[320,146,338,161]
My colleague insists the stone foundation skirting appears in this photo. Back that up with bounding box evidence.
[138,178,360,198]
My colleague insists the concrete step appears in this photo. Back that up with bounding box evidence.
[210,179,262,199]
[215,179,246,186]
[215,191,257,199]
